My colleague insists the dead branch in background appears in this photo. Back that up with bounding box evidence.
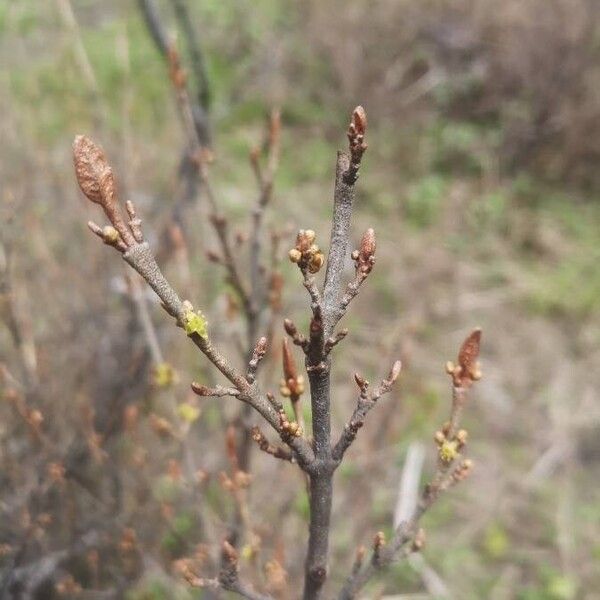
[72,103,483,599]
[138,0,211,148]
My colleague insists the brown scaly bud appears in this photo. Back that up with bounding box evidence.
[308,250,325,274]
[354,373,369,395]
[247,336,268,383]
[347,106,368,169]
[284,318,297,337]
[73,135,115,207]
[387,360,402,386]
[254,336,268,359]
[449,328,483,388]
[73,135,136,247]
[354,228,376,275]
[190,382,210,396]
[282,338,303,396]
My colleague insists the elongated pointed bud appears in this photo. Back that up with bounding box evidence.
[73,135,135,247]
[451,328,483,387]
[191,382,209,396]
[73,135,115,208]
[388,360,402,385]
[355,228,376,275]
[347,106,368,174]
[283,318,297,337]
[282,338,297,382]
[350,106,367,137]
[458,328,481,373]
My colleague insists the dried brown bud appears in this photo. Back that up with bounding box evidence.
[257,336,268,353]
[355,228,376,275]
[354,373,368,390]
[282,338,298,383]
[307,249,324,274]
[73,135,115,207]
[351,106,367,137]
[387,360,402,385]
[73,135,135,247]
[283,318,297,337]
[458,328,481,374]
[347,106,368,168]
[451,328,483,387]
[191,382,210,396]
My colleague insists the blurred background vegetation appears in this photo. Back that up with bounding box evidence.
[1,1,600,598]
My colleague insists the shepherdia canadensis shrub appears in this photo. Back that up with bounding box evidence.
[73,105,482,599]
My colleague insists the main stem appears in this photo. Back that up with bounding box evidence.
[303,152,357,600]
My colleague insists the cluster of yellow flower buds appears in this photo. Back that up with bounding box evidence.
[152,362,177,388]
[434,424,468,465]
[279,374,305,398]
[279,409,303,438]
[288,229,325,274]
